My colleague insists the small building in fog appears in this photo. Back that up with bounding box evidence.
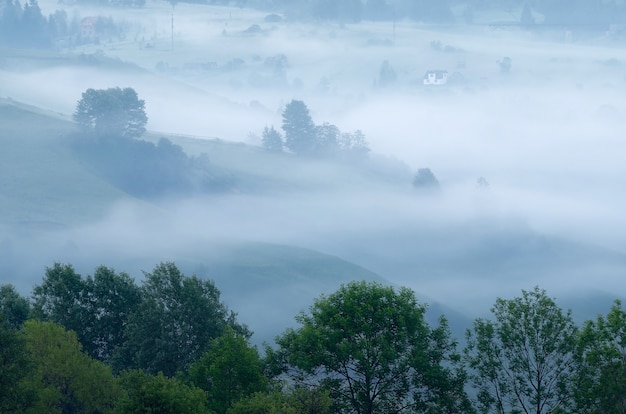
[80,17,100,38]
[423,70,448,85]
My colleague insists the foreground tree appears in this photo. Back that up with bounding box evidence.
[227,388,333,414]
[0,284,30,328]
[31,263,85,338]
[189,328,268,414]
[118,262,247,376]
[464,287,577,414]
[73,87,148,139]
[116,370,211,414]
[273,281,473,414]
[22,320,122,413]
[83,266,142,363]
[0,315,36,413]
[574,299,626,413]
[32,263,141,364]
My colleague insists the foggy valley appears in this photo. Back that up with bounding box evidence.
[5,2,626,412]
[2,0,626,348]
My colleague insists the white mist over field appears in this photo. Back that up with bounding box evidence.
[2,0,626,338]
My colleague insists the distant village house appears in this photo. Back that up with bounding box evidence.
[80,17,99,37]
[80,16,113,38]
[423,70,448,85]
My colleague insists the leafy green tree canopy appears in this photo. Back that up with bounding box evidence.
[22,320,122,414]
[464,286,577,414]
[189,328,268,414]
[0,314,36,413]
[116,370,211,414]
[273,280,472,414]
[119,262,248,377]
[574,299,626,413]
[73,87,148,139]
[32,263,141,364]
[0,284,30,328]
[226,388,332,414]
[84,266,142,362]
[31,262,85,335]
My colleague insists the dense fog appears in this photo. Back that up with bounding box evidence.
[2,0,626,341]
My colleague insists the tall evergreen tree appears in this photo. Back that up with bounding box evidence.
[282,100,317,156]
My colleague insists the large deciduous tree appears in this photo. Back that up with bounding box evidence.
[73,87,148,139]
[119,262,247,377]
[273,280,473,414]
[83,266,142,362]
[31,262,86,337]
[464,287,577,414]
[32,263,141,364]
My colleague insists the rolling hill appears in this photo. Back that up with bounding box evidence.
[2,96,625,345]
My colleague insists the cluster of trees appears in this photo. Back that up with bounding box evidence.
[0,0,58,48]
[238,0,626,26]
[2,263,626,413]
[0,0,124,49]
[261,99,370,160]
[240,0,454,23]
[72,87,233,198]
[464,0,626,26]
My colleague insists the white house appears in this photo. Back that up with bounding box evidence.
[423,70,448,85]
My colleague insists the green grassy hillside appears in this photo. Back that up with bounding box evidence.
[0,99,140,231]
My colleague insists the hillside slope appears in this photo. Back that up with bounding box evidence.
[0,99,142,230]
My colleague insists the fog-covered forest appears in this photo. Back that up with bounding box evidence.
[2,0,626,412]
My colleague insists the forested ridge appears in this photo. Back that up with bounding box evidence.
[2,261,626,413]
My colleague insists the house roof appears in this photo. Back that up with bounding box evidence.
[424,70,448,80]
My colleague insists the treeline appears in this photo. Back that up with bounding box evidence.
[2,262,626,413]
[0,0,126,49]
[245,0,626,25]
